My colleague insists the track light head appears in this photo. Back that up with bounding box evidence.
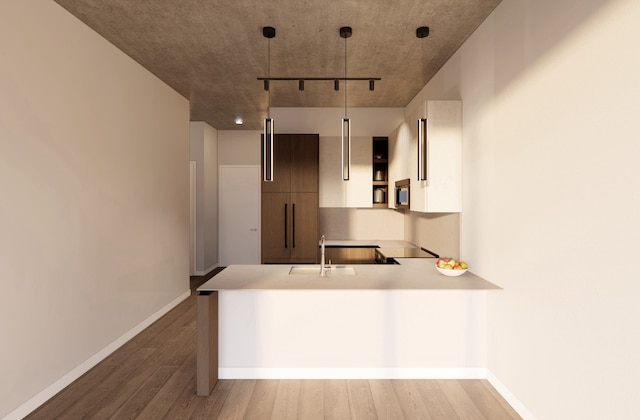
[299,80,304,91]
[369,80,375,91]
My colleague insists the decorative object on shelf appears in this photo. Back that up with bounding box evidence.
[372,136,389,208]
[262,26,275,182]
[374,188,385,203]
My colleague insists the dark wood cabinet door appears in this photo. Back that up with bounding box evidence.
[289,192,319,261]
[290,134,319,193]
[261,134,319,264]
[261,192,290,261]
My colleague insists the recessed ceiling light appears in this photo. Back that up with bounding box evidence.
[235,117,243,125]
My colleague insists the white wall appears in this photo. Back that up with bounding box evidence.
[218,130,261,166]
[412,0,640,418]
[190,122,219,275]
[0,1,190,418]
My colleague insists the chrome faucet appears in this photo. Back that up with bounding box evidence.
[319,235,328,276]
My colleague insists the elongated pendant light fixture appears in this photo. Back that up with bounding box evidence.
[340,26,352,181]
[416,26,430,181]
[417,118,428,181]
[263,26,275,182]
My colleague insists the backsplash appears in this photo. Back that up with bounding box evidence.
[319,208,460,258]
[404,212,460,259]
[319,208,404,240]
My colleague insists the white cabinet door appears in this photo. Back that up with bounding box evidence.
[400,101,462,213]
[410,100,462,213]
[319,136,372,208]
[319,136,345,207]
[345,136,373,208]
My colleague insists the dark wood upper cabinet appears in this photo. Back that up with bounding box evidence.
[261,134,319,264]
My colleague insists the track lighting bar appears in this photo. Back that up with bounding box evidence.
[258,77,381,81]
[259,77,380,91]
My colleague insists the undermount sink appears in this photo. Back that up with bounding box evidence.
[289,266,357,276]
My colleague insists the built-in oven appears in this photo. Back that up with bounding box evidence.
[395,178,410,209]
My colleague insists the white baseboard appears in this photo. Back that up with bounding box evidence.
[3,290,191,420]
[193,263,219,276]
[219,367,488,380]
[486,370,537,420]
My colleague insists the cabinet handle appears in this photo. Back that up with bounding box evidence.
[292,203,296,248]
[418,118,428,181]
[284,203,288,248]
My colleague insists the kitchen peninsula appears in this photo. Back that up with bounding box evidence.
[196,258,500,395]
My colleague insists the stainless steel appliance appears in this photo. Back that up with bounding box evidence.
[395,178,410,209]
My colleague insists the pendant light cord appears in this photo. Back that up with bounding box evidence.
[344,35,347,119]
[267,37,271,119]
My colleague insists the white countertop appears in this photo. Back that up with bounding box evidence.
[198,258,500,291]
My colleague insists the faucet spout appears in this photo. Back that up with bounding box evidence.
[319,235,327,276]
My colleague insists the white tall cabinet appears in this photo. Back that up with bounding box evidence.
[319,136,372,208]
[390,100,462,213]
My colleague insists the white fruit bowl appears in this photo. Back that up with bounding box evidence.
[435,264,468,277]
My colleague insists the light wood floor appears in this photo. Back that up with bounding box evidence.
[26,269,521,419]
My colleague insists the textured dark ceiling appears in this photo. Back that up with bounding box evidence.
[54,0,501,130]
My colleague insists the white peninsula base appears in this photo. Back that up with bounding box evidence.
[196,263,499,395]
[217,290,487,380]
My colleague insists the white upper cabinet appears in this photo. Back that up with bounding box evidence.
[319,136,372,208]
[389,100,462,213]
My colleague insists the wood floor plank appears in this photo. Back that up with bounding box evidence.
[109,366,175,419]
[346,379,378,420]
[73,323,196,419]
[26,347,158,420]
[437,379,486,420]
[190,379,236,419]
[391,379,434,420]
[459,379,522,420]
[135,352,197,419]
[243,379,279,419]
[414,380,459,419]
[324,379,351,420]
[297,379,324,420]
[215,379,257,419]
[369,379,405,420]
[271,380,301,420]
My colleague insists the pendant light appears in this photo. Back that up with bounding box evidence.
[263,26,275,182]
[418,118,428,181]
[340,26,352,181]
[416,26,430,181]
